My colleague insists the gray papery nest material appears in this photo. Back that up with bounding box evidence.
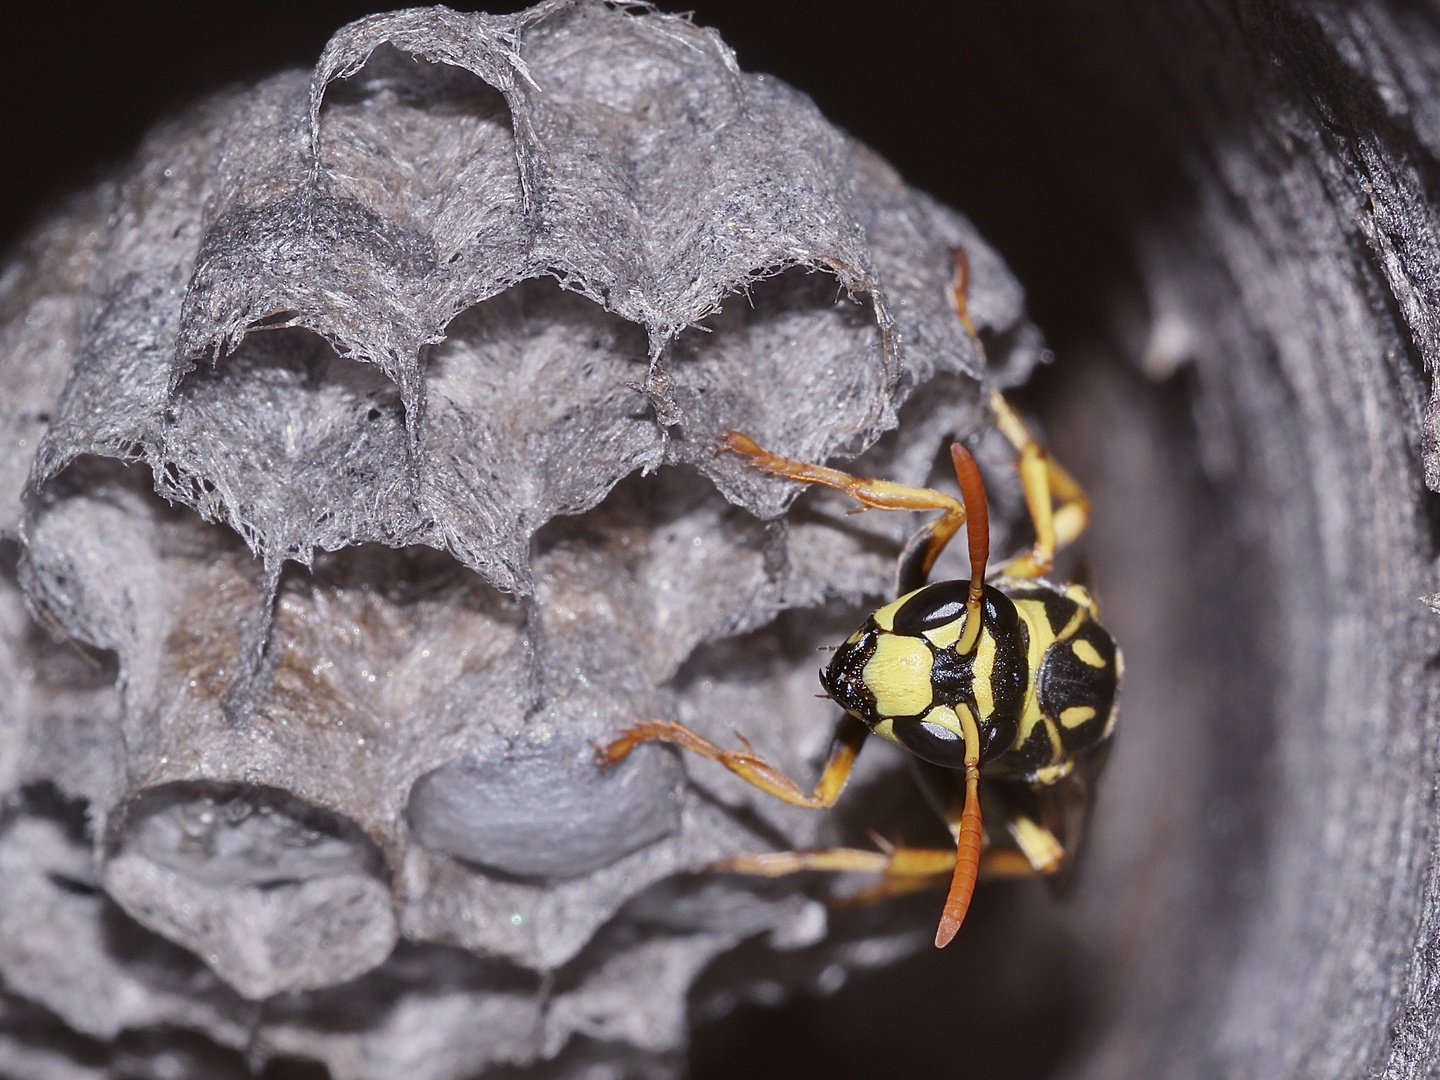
[0,3,1045,1077]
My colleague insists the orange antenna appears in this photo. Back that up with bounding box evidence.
[935,704,984,947]
[950,442,989,656]
[937,442,990,947]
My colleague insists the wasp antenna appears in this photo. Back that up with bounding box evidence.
[936,706,985,947]
[950,442,990,655]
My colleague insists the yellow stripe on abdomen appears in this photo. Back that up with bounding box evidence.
[1010,598,1056,750]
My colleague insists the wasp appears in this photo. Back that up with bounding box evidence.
[599,257,1120,947]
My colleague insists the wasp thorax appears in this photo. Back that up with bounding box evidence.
[819,582,1029,768]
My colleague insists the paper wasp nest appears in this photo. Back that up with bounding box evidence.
[0,2,1043,1076]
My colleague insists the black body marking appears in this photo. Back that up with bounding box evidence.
[820,628,878,719]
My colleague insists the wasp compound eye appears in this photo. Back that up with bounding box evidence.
[891,579,975,635]
[820,628,879,721]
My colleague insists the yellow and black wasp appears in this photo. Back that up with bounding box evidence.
[600,255,1120,947]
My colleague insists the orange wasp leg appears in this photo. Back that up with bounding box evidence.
[719,431,970,588]
[598,712,870,810]
[712,840,1036,912]
[711,800,1065,921]
[989,390,1091,580]
[946,246,1091,582]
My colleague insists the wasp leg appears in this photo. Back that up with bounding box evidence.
[720,431,968,585]
[1006,813,1068,875]
[766,818,1060,914]
[597,712,869,810]
[712,845,1035,909]
[945,248,1088,579]
[842,847,1037,908]
[989,390,1091,579]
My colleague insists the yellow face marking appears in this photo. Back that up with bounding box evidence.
[871,717,897,744]
[1060,705,1097,728]
[1071,639,1105,668]
[971,628,997,718]
[1009,816,1065,873]
[862,634,933,717]
[923,617,965,650]
[871,588,922,633]
[845,629,863,646]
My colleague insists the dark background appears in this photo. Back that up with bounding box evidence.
[0,5,1170,1077]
